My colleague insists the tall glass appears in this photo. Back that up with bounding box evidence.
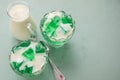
[7,1,37,41]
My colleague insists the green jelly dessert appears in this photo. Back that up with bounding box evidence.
[40,11,75,48]
[9,40,49,77]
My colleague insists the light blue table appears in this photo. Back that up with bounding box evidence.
[0,0,120,80]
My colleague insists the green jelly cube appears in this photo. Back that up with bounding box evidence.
[45,16,60,36]
[35,44,45,53]
[12,61,23,71]
[19,66,33,74]
[25,66,33,74]
[22,48,34,61]
[17,40,31,47]
[62,15,74,27]
[12,40,31,53]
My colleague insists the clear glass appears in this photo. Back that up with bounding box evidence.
[7,1,37,41]
[40,11,75,48]
[9,40,48,78]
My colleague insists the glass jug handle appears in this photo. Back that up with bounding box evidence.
[26,22,37,41]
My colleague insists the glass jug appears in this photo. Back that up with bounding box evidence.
[7,1,37,41]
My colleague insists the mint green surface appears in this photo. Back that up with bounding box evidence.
[0,0,120,80]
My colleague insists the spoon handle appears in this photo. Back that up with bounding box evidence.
[49,58,65,80]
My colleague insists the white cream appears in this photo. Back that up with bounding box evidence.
[10,42,47,74]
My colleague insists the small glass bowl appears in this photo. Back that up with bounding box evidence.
[40,11,75,48]
[9,40,49,78]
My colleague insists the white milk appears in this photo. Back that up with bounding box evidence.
[8,4,36,40]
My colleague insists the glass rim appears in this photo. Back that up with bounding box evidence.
[7,1,30,21]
